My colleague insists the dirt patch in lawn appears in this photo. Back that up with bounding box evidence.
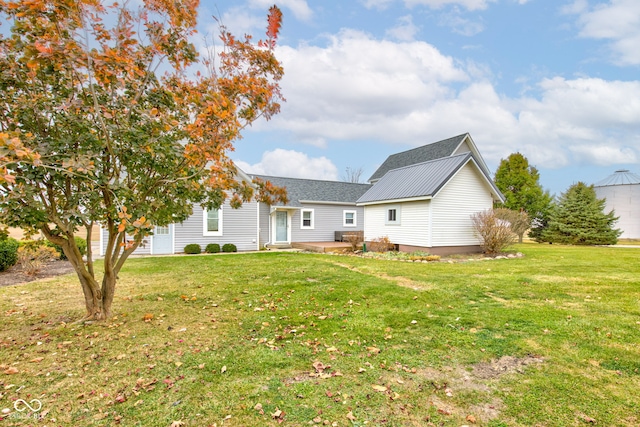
[415,355,544,424]
[331,262,432,290]
[0,260,75,287]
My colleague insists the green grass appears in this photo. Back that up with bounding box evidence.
[1,245,639,426]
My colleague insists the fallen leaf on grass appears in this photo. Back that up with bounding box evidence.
[170,421,185,427]
[346,411,357,421]
[221,365,227,374]
[3,367,19,375]
[372,384,387,392]
[326,346,338,353]
[466,414,477,423]
[367,346,381,354]
[29,357,44,363]
[580,414,596,423]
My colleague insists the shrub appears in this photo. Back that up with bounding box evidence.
[470,209,516,256]
[222,243,237,253]
[45,236,87,260]
[205,243,221,253]
[367,236,395,253]
[0,237,20,272]
[184,244,202,254]
[17,244,59,276]
[343,231,364,252]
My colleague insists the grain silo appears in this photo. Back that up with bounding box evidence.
[593,170,640,239]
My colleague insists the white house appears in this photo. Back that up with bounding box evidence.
[357,133,504,255]
[101,133,502,255]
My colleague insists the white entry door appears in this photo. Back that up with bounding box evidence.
[275,211,288,242]
[153,225,173,254]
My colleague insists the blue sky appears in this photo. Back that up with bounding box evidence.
[197,0,640,196]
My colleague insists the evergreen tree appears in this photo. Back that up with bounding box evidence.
[494,153,553,240]
[543,182,620,245]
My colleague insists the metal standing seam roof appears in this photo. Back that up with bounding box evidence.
[594,169,640,187]
[252,175,373,207]
[357,153,476,204]
[367,133,468,182]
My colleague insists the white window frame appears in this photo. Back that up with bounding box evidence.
[385,205,401,225]
[203,208,223,236]
[343,210,357,227]
[300,209,314,229]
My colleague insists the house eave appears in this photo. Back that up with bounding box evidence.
[298,200,358,206]
[357,196,432,206]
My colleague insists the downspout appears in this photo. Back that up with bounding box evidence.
[256,202,261,250]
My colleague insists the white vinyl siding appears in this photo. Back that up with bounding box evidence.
[175,202,258,252]
[363,200,429,247]
[290,203,365,242]
[258,203,270,247]
[104,200,260,255]
[430,163,493,246]
[100,228,151,256]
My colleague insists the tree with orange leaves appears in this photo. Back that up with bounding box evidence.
[0,1,287,320]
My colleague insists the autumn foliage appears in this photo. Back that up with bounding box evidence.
[0,1,287,319]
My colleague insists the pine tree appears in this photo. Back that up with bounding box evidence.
[494,153,552,241]
[543,182,620,245]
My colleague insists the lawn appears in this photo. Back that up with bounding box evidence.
[1,245,639,426]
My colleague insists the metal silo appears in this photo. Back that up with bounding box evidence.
[593,170,640,239]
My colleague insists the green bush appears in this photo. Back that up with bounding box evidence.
[184,243,202,254]
[222,243,237,253]
[44,236,87,260]
[205,243,220,253]
[0,237,20,272]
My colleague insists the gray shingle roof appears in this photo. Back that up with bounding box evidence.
[368,133,469,182]
[252,175,372,207]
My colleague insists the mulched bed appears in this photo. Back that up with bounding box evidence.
[0,260,75,287]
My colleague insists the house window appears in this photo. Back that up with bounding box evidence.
[301,209,314,229]
[203,208,223,236]
[156,226,170,235]
[385,205,401,225]
[343,210,356,227]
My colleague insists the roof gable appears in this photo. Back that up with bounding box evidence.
[368,133,492,183]
[252,175,372,207]
[357,153,503,205]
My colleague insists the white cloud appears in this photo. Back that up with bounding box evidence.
[404,0,496,11]
[386,15,420,41]
[360,0,396,10]
[249,0,313,21]
[214,7,264,37]
[252,30,640,171]
[438,8,485,36]
[236,149,339,180]
[569,144,638,165]
[570,0,640,65]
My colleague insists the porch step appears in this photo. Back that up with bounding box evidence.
[265,243,293,250]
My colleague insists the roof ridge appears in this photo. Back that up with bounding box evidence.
[252,174,372,186]
[384,151,471,174]
[383,133,468,158]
